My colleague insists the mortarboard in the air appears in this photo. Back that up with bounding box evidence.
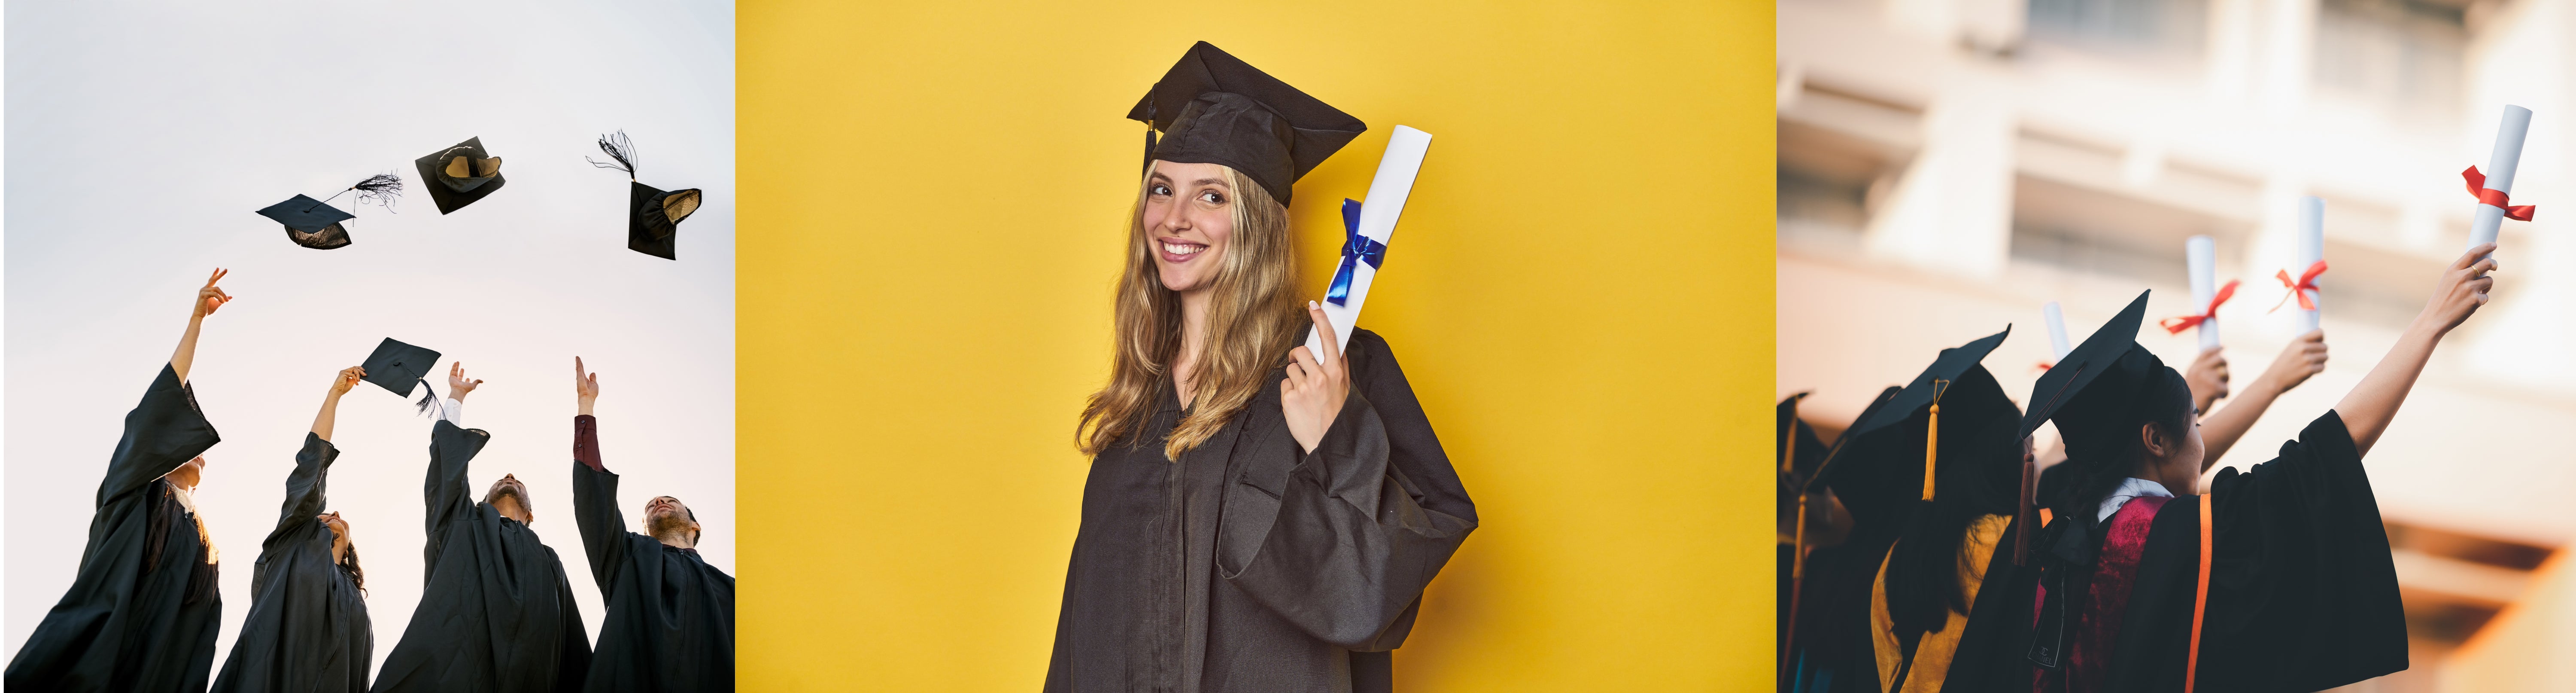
[360,338,444,412]
[589,131,701,260]
[1825,327,2020,533]
[1127,41,1368,206]
[255,174,404,250]
[413,137,507,214]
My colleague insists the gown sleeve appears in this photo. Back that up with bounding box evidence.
[551,547,595,693]
[422,419,490,577]
[97,363,222,507]
[570,415,632,591]
[1217,331,1478,651]
[252,434,338,593]
[2194,410,2409,691]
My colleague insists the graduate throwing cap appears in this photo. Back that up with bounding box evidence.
[566,357,735,692]
[210,366,376,693]
[7,270,234,692]
[1047,43,1473,693]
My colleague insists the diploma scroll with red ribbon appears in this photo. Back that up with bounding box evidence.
[2161,279,2239,336]
[2466,106,2534,259]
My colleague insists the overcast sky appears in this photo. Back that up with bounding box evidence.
[4,1,734,673]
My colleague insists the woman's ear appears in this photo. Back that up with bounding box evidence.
[2138,421,2171,459]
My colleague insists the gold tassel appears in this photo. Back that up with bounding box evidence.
[1781,416,1798,475]
[1923,379,1947,501]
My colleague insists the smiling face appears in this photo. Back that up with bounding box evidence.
[318,511,353,559]
[1142,160,1241,294]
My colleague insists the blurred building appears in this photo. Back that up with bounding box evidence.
[1777,0,2575,688]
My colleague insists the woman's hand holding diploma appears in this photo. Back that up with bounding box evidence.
[1283,301,1351,455]
[2335,243,2497,457]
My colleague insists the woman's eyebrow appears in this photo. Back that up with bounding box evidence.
[1191,178,1227,188]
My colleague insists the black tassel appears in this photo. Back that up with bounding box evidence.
[350,173,404,211]
[414,379,439,416]
[588,130,638,180]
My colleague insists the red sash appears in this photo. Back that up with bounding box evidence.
[2033,495,2171,693]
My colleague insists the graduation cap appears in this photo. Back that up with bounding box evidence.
[2017,290,2157,440]
[360,338,443,413]
[1824,326,2020,531]
[1778,392,1828,482]
[413,137,507,214]
[1128,41,1367,206]
[589,131,702,260]
[255,174,403,250]
[1780,384,1899,678]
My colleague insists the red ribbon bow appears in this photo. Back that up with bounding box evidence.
[2159,279,2242,334]
[2270,261,2327,313]
[2465,166,2537,221]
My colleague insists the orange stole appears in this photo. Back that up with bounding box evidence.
[1871,513,2011,692]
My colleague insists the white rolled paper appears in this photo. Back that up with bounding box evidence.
[2042,302,2072,360]
[2186,235,2220,351]
[1307,125,1433,354]
[2469,105,2533,256]
[2296,196,2323,335]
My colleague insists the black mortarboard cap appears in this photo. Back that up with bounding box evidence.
[1850,327,2014,439]
[1127,41,1367,206]
[2017,290,2156,439]
[590,131,701,260]
[413,137,506,214]
[1826,328,2021,528]
[256,195,356,250]
[1778,392,1829,482]
[1806,385,1902,496]
[360,338,441,400]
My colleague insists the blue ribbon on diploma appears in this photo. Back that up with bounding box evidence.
[1326,198,1385,307]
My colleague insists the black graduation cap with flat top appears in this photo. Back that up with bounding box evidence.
[255,174,403,250]
[1823,327,2022,536]
[2017,290,2159,441]
[413,136,507,214]
[591,131,702,260]
[1128,41,1367,206]
[360,338,444,413]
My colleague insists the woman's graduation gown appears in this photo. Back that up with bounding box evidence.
[370,421,592,693]
[5,364,225,692]
[569,415,736,693]
[211,433,373,693]
[1045,328,1478,693]
[1971,411,2408,692]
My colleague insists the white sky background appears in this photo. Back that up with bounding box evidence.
[3,1,735,674]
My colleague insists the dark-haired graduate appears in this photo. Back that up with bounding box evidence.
[211,366,377,693]
[568,357,735,692]
[1045,42,1475,693]
[1844,324,2040,690]
[1973,243,2500,693]
[372,363,591,693]
[6,269,235,693]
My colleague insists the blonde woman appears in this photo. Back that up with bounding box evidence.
[1045,43,1476,693]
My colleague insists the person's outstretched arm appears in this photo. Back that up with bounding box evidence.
[2336,243,2497,457]
[312,366,362,441]
[2199,330,2329,469]
[170,268,232,383]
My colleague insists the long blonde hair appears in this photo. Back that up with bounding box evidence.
[1078,164,1304,461]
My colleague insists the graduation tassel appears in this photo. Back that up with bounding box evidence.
[306,174,406,213]
[2015,452,2035,566]
[589,130,639,180]
[1780,413,1798,475]
[414,378,440,416]
[1781,493,1809,687]
[1142,100,1159,177]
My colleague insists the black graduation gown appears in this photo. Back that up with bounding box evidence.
[1972,411,2407,693]
[1044,328,1478,693]
[6,364,224,693]
[211,433,373,693]
[569,415,735,692]
[370,421,592,693]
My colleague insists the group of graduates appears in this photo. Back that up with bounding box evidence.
[5,269,735,693]
[1779,243,2504,693]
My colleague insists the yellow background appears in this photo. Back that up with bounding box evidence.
[739,1,1774,689]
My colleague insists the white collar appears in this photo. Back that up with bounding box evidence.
[2096,477,2175,523]
[169,482,200,515]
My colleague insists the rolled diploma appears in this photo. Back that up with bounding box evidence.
[1308,125,1433,354]
[2042,302,2072,360]
[2297,196,2323,335]
[2468,105,2533,256]
[2186,235,2220,351]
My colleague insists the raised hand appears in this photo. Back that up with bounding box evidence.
[330,366,366,397]
[2421,243,2499,334]
[2184,347,2229,414]
[449,362,483,400]
[1281,301,1351,454]
[2259,330,2329,394]
[193,268,234,319]
[574,357,600,416]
